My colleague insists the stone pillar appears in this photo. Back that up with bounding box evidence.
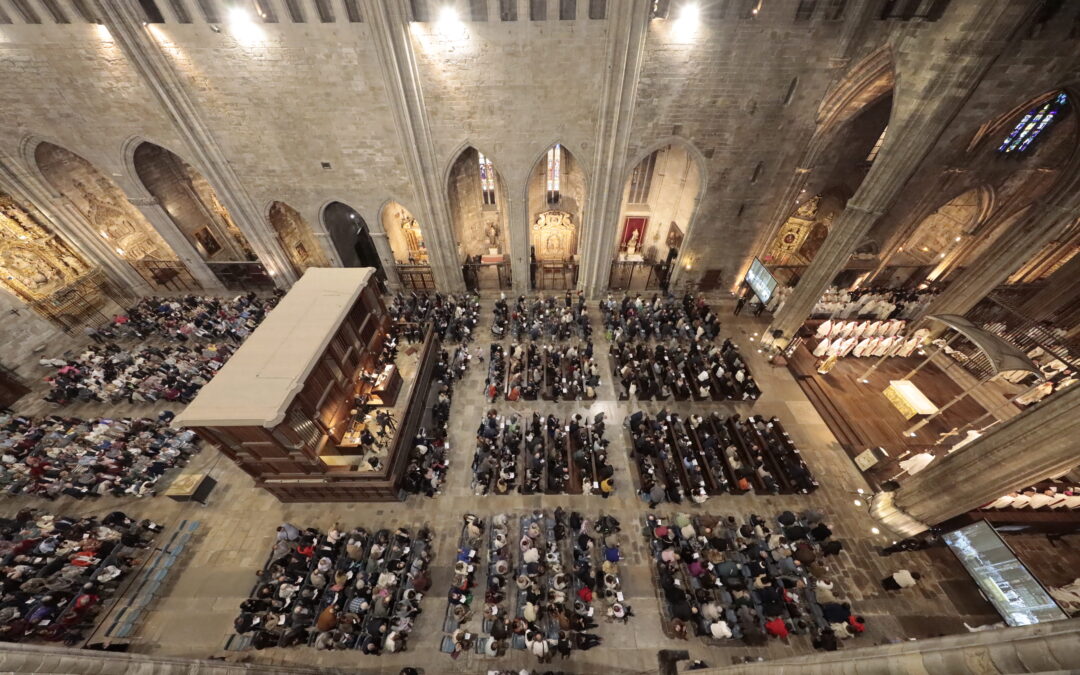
[93,1,297,288]
[577,0,650,299]
[871,384,1080,536]
[126,196,224,291]
[507,186,529,293]
[918,200,1079,322]
[368,231,402,291]
[363,0,464,293]
[0,152,149,295]
[765,0,1028,342]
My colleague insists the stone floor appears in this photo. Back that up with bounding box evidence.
[7,292,1068,674]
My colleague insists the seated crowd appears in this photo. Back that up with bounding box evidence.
[600,292,720,342]
[0,412,199,499]
[612,338,760,401]
[389,292,480,344]
[400,346,471,497]
[0,509,161,644]
[443,509,627,661]
[488,342,600,402]
[492,293,591,341]
[472,411,614,496]
[233,522,433,653]
[629,410,817,505]
[86,292,281,344]
[646,510,854,650]
[41,343,234,406]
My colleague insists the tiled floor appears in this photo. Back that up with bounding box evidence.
[6,292,1066,674]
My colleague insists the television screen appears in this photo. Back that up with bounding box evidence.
[745,258,778,305]
[943,521,1067,626]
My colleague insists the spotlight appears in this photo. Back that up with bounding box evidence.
[856,488,865,494]
[209,24,221,33]
[678,3,700,23]
[860,379,869,384]
[439,5,459,22]
[871,527,880,535]
[853,499,862,506]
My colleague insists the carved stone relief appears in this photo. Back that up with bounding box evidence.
[0,194,91,300]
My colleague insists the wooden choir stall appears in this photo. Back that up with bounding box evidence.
[173,268,438,502]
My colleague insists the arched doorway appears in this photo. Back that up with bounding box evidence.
[34,141,195,290]
[132,142,272,289]
[527,143,585,289]
[380,201,433,290]
[610,143,702,291]
[447,146,511,290]
[268,201,330,278]
[891,186,994,285]
[322,201,387,290]
[761,92,891,290]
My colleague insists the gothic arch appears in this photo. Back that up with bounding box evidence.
[525,142,587,268]
[445,145,509,269]
[320,200,386,278]
[266,200,330,277]
[378,199,428,265]
[132,141,258,264]
[32,140,177,265]
[967,86,1080,154]
[612,138,708,278]
[813,46,896,147]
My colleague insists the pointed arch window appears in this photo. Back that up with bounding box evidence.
[546,144,562,204]
[866,126,888,162]
[478,152,496,205]
[998,92,1068,154]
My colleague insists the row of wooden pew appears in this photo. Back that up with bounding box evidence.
[628,411,817,503]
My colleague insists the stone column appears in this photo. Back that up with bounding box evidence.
[871,384,1080,536]
[917,199,1079,322]
[577,0,650,299]
[1019,249,1080,321]
[507,185,529,293]
[93,1,297,288]
[765,0,1028,342]
[126,196,224,291]
[363,0,464,292]
[0,152,149,295]
[368,231,402,291]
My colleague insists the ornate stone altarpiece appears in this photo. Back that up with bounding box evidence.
[532,210,577,261]
[0,194,91,301]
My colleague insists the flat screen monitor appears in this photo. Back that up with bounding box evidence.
[943,521,1067,626]
[745,258,778,305]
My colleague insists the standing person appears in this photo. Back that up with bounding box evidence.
[881,569,921,591]
[753,298,766,317]
[733,293,747,316]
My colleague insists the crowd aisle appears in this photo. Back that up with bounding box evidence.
[0,291,1019,672]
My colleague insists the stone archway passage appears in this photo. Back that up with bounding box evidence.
[268,201,330,277]
[34,141,202,290]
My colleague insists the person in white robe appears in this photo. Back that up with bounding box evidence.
[813,338,831,358]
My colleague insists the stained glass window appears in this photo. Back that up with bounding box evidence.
[998,92,1068,154]
[478,152,496,205]
[546,144,561,204]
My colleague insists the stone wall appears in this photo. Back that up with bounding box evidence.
[0,1,1077,304]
